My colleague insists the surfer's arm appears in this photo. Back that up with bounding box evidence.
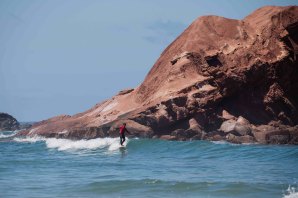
[125,128,132,135]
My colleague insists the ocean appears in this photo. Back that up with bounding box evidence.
[0,130,298,198]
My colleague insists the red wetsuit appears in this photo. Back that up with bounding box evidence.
[119,125,127,145]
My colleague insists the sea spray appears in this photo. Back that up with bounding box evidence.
[284,186,298,198]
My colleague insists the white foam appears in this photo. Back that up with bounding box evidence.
[211,140,228,145]
[13,136,128,151]
[0,131,18,138]
[284,186,298,198]
[14,136,45,143]
[211,140,256,146]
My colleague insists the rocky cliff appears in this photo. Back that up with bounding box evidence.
[0,113,20,131]
[18,6,298,144]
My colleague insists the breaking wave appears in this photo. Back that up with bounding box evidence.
[0,130,18,138]
[13,136,127,151]
[284,186,298,198]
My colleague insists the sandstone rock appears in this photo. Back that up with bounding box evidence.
[219,120,237,133]
[18,6,298,144]
[222,110,236,120]
[288,126,298,144]
[234,123,252,136]
[159,135,177,141]
[118,88,134,96]
[171,128,199,140]
[226,134,255,144]
[189,118,200,129]
[220,116,252,136]
[203,131,225,141]
[236,116,250,125]
[252,125,276,143]
[251,125,297,144]
[266,131,290,144]
[208,134,225,141]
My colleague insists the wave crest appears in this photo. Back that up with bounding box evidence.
[0,131,18,138]
[284,186,298,198]
[13,136,127,151]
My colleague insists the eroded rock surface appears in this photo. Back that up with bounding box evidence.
[18,6,298,144]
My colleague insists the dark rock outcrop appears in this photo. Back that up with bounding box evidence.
[18,6,298,144]
[0,113,20,131]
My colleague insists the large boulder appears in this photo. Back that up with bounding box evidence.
[222,110,236,120]
[219,116,252,137]
[220,120,237,133]
[252,125,298,144]
[226,134,255,144]
[234,116,252,136]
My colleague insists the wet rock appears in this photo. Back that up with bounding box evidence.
[234,123,252,136]
[203,131,225,141]
[226,134,255,144]
[265,130,291,144]
[160,135,177,141]
[208,134,225,141]
[251,125,298,144]
[252,125,276,143]
[288,127,298,144]
[171,128,198,140]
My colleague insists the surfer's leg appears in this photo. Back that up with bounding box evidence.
[120,134,125,145]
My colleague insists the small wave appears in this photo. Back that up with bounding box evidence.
[13,136,128,151]
[211,140,229,145]
[46,137,126,151]
[284,186,298,198]
[211,140,257,146]
[14,136,45,143]
[0,131,18,138]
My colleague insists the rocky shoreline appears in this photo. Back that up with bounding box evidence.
[17,113,298,145]
[17,6,298,145]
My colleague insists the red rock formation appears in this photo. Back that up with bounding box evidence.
[18,6,298,144]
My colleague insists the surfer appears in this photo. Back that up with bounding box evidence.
[119,123,131,146]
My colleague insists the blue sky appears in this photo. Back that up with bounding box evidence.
[1,0,297,121]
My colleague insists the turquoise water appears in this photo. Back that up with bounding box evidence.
[0,131,298,198]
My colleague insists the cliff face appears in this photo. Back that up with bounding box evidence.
[19,6,298,144]
[0,113,20,131]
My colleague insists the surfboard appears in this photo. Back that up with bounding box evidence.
[119,145,126,151]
